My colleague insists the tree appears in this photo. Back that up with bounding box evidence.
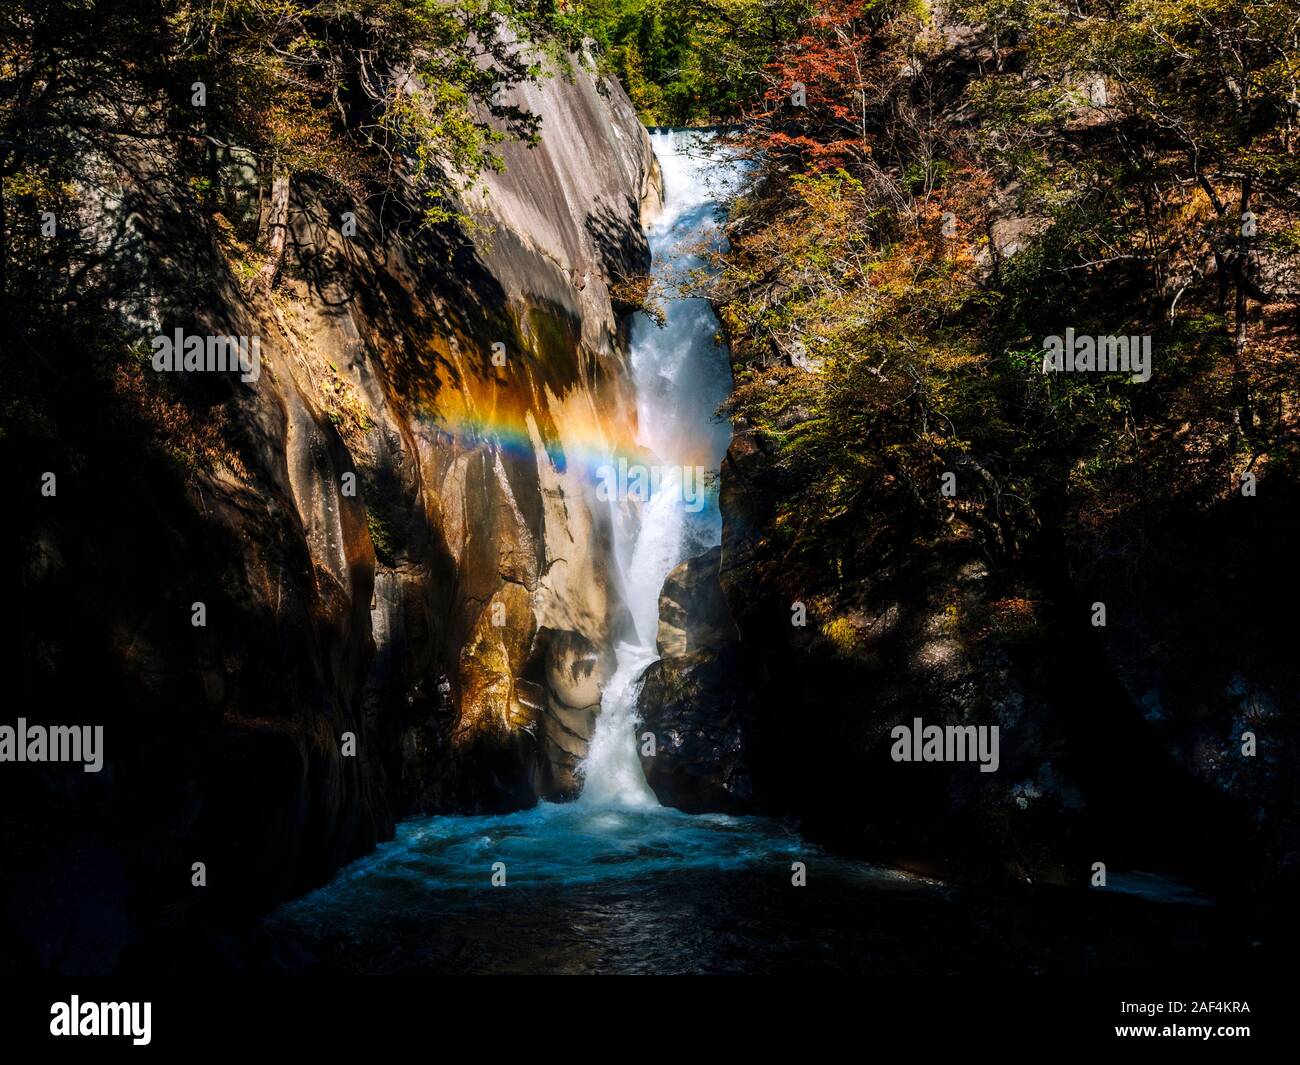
[582,0,810,125]
[744,0,891,173]
[980,0,1300,438]
[0,0,580,320]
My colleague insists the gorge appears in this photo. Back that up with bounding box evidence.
[263,129,854,973]
[3,0,1296,985]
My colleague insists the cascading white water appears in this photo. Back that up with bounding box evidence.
[578,130,741,807]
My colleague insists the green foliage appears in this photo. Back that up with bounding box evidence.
[163,0,577,224]
[715,0,1300,597]
[0,0,587,341]
[820,616,861,655]
[581,0,812,125]
[366,509,399,568]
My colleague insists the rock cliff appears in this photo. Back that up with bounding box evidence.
[3,52,660,973]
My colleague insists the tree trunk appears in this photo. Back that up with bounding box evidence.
[0,175,8,333]
[259,163,290,291]
[1233,176,1253,435]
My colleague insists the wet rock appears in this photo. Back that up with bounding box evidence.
[638,646,756,815]
[637,548,755,813]
[694,401,1276,894]
[539,629,611,796]
[656,545,735,657]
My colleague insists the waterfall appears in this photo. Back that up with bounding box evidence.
[578,130,740,807]
[271,133,890,968]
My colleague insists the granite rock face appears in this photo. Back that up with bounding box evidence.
[636,547,753,813]
[3,52,660,973]
[654,546,736,658]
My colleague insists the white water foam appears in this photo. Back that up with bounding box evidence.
[578,130,742,807]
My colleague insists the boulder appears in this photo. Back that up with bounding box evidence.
[637,646,756,815]
[637,547,755,813]
[655,545,735,657]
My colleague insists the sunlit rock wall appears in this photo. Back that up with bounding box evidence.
[5,51,660,973]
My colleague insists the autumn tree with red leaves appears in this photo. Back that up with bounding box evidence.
[745,0,883,173]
